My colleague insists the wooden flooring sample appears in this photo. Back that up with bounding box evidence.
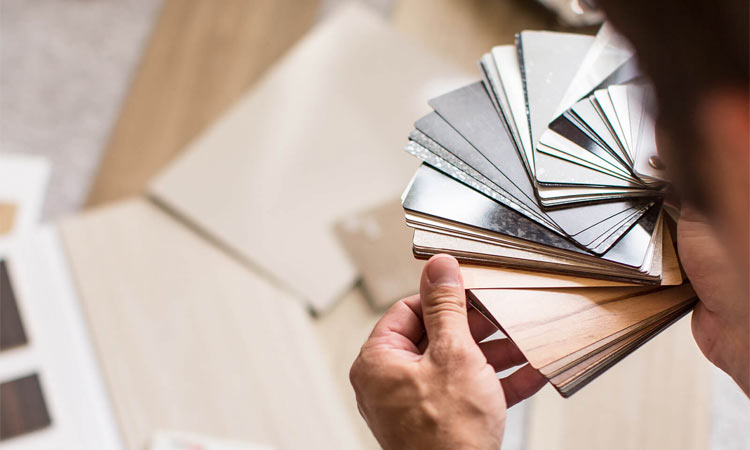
[150,3,470,312]
[0,259,28,351]
[86,0,320,205]
[59,198,360,450]
[0,203,16,235]
[468,284,697,397]
[469,284,696,369]
[462,264,634,289]
[0,373,51,440]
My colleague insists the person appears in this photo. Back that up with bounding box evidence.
[349,0,749,448]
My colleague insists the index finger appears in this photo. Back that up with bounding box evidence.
[500,364,547,408]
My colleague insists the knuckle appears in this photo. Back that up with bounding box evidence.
[349,348,378,386]
[392,366,421,389]
[349,356,365,388]
[350,347,405,390]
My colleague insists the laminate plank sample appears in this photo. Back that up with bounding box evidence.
[86,0,320,205]
[59,198,360,450]
[462,264,633,289]
[469,284,696,369]
[0,259,28,351]
[150,4,470,312]
[0,203,16,235]
[0,374,51,440]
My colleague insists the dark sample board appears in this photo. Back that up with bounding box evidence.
[0,260,27,351]
[0,374,52,440]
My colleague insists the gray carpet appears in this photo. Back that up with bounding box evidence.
[0,0,162,219]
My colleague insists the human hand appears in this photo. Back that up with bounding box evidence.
[678,205,749,395]
[349,254,546,450]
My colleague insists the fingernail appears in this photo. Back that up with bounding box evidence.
[427,255,460,286]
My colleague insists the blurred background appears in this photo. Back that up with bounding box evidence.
[2,0,570,220]
[0,1,748,449]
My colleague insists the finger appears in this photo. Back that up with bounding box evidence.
[468,307,499,342]
[479,338,527,372]
[400,294,424,320]
[368,294,425,353]
[499,364,547,408]
[419,254,473,345]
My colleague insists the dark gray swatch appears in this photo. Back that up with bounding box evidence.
[0,374,52,440]
[0,260,27,352]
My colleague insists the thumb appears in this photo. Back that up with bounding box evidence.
[420,254,472,345]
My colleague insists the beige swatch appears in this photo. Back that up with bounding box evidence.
[0,202,17,235]
[335,199,423,311]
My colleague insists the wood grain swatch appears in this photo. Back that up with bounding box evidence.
[462,264,633,289]
[468,284,697,396]
[471,284,695,368]
[0,259,28,351]
[0,203,16,235]
[0,373,51,440]
[59,198,361,450]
